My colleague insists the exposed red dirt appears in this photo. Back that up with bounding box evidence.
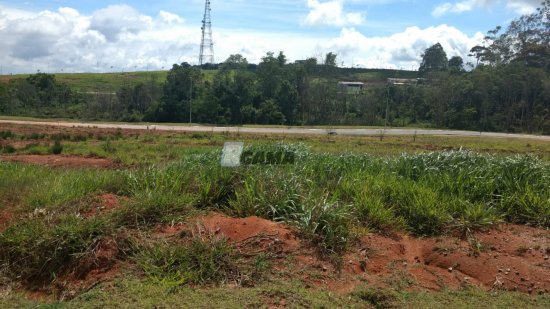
[9,212,550,299]
[155,214,550,294]
[52,237,124,300]
[332,225,550,294]
[0,208,14,232]
[156,213,301,254]
[82,194,124,218]
[0,140,38,149]
[0,154,116,169]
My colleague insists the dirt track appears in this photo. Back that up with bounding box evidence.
[1,119,549,141]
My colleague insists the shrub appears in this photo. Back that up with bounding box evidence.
[102,138,116,153]
[113,191,193,228]
[0,130,14,140]
[136,233,237,286]
[0,144,16,154]
[50,140,63,154]
[0,216,108,284]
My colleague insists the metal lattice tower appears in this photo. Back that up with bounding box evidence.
[199,0,214,65]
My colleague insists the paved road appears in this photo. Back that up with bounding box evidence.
[1,119,549,141]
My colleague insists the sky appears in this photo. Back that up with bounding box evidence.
[0,0,543,74]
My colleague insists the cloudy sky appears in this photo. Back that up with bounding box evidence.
[0,0,542,74]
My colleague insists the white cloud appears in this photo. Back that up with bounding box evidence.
[90,5,153,42]
[303,0,365,27]
[0,4,484,74]
[432,0,540,17]
[318,25,484,69]
[506,0,540,14]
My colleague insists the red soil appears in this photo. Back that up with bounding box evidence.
[159,214,550,294]
[0,208,14,232]
[82,194,123,218]
[156,213,301,254]
[0,154,115,169]
[11,214,550,299]
[53,237,123,300]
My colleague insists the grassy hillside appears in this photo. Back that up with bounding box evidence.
[0,70,219,92]
[0,68,412,93]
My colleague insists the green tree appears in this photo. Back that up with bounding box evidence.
[219,54,248,71]
[324,52,337,67]
[448,56,465,73]
[257,99,285,124]
[258,52,284,99]
[277,80,299,124]
[155,63,201,122]
[419,43,448,74]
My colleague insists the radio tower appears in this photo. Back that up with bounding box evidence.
[199,0,214,65]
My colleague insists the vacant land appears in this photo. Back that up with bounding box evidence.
[1,122,550,308]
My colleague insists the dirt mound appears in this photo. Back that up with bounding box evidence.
[53,237,124,300]
[423,224,550,293]
[334,225,550,294]
[82,194,123,218]
[0,208,14,232]
[0,155,115,169]
[154,216,550,294]
[157,213,301,253]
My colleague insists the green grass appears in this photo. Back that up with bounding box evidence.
[0,215,110,284]
[136,233,237,286]
[2,281,550,308]
[2,146,549,272]
[1,70,218,93]
[1,127,550,307]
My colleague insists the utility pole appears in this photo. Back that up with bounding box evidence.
[199,0,214,66]
[189,76,193,124]
[385,86,390,129]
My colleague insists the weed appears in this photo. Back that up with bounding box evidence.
[286,198,353,258]
[355,287,399,309]
[450,202,503,236]
[190,132,208,139]
[0,216,109,284]
[102,138,116,153]
[0,131,14,140]
[50,141,63,155]
[136,232,237,286]
[0,144,16,154]
[113,191,193,228]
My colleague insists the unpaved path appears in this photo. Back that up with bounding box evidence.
[1,119,549,141]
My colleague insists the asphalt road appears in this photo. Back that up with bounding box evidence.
[1,119,549,141]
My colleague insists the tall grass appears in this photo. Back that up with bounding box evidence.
[136,233,237,286]
[1,146,549,282]
[0,215,109,284]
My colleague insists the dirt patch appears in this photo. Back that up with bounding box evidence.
[53,237,124,300]
[156,213,301,254]
[82,194,124,218]
[336,225,550,294]
[422,224,550,293]
[154,216,550,294]
[0,154,116,169]
[0,208,14,232]
[0,140,38,149]
[12,213,550,299]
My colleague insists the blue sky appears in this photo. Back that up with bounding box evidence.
[0,0,542,73]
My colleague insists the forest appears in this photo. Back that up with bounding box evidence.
[0,1,548,134]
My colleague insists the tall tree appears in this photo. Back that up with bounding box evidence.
[156,63,201,122]
[448,56,465,73]
[419,43,448,74]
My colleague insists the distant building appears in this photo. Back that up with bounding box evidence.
[338,81,365,93]
[387,78,422,85]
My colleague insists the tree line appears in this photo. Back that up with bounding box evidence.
[0,1,548,134]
